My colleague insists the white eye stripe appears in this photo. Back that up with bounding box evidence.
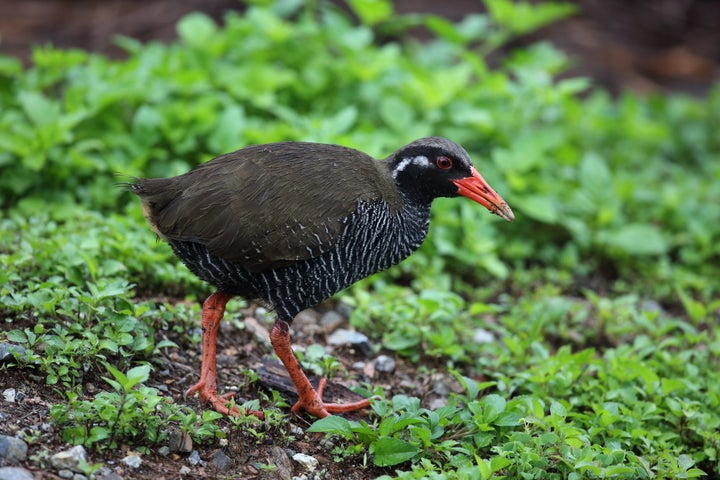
[392,155,430,179]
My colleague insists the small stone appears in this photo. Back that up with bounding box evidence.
[72,474,87,480]
[326,329,372,355]
[0,467,35,480]
[157,446,170,456]
[0,344,27,364]
[3,388,16,403]
[335,301,354,318]
[0,435,28,462]
[319,438,335,450]
[187,450,205,466]
[58,470,74,479]
[270,446,293,479]
[640,299,664,313]
[254,307,269,322]
[122,454,142,468]
[292,453,319,472]
[167,429,193,453]
[319,311,344,331]
[429,397,448,410]
[179,466,191,475]
[473,328,495,344]
[50,445,87,472]
[289,424,304,436]
[94,466,124,480]
[244,317,270,346]
[375,354,396,373]
[210,450,232,471]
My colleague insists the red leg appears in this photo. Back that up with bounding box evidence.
[185,292,264,419]
[269,319,372,418]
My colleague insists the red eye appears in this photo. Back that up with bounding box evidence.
[436,156,453,170]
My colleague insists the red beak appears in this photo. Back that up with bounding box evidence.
[453,167,514,222]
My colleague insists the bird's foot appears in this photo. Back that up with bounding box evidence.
[290,377,374,418]
[185,381,264,419]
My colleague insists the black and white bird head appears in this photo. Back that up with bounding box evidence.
[388,137,514,221]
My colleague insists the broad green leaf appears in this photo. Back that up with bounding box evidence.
[372,437,421,466]
[482,394,506,422]
[307,415,355,437]
[347,0,393,26]
[177,12,217,47]
[600,223,668,255]
[125,364,151,389]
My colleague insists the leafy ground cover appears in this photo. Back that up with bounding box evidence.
[1,0,719,478]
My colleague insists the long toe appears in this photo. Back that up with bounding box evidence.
[186,382,264,419]
[291,385,373,418]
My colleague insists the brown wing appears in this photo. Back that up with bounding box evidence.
[134,142,401,272]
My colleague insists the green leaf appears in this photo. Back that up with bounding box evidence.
[372,437,421,467]
[512,194,558,223]
[380,96,414,133]
[494,411,522,427]
[18,91,60,128]
[346,0,393,26]
[600,223,668,255]
[482,394,506,422]
[177,12,218,47]
[307,415,355,437]
[125,364,151,389]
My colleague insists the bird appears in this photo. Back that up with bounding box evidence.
[129,136,514,419]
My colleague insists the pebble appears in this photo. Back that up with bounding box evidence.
[289,424,304,436]
[179,466,191,475]
[157,446,170,456]
[0,467,35,480]
[2,389,16,403]
[244,317,271,346]
[429,397,448,410]
[473,328,495,344]
[319,311,344,331]
[254,306,273,323]
[270,446,293,479]
[335,301,354,319]
[375,354,396,373]
[50,445,87,472]
[122,454,142,468]
[210,450,232,471]
[640,299,664,313]
[94,466,124,480]
[319,438,335,450]
[0,344,27,364]
[166,429,193,453]
[292,453,319,472]
[0,435,28,462]
[187,450,205,467]
[58,470,73,479]
[326,329,372,355]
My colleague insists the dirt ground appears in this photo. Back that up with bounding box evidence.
[1,298,463,479]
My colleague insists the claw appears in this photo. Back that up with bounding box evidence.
[270,321,373,418]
